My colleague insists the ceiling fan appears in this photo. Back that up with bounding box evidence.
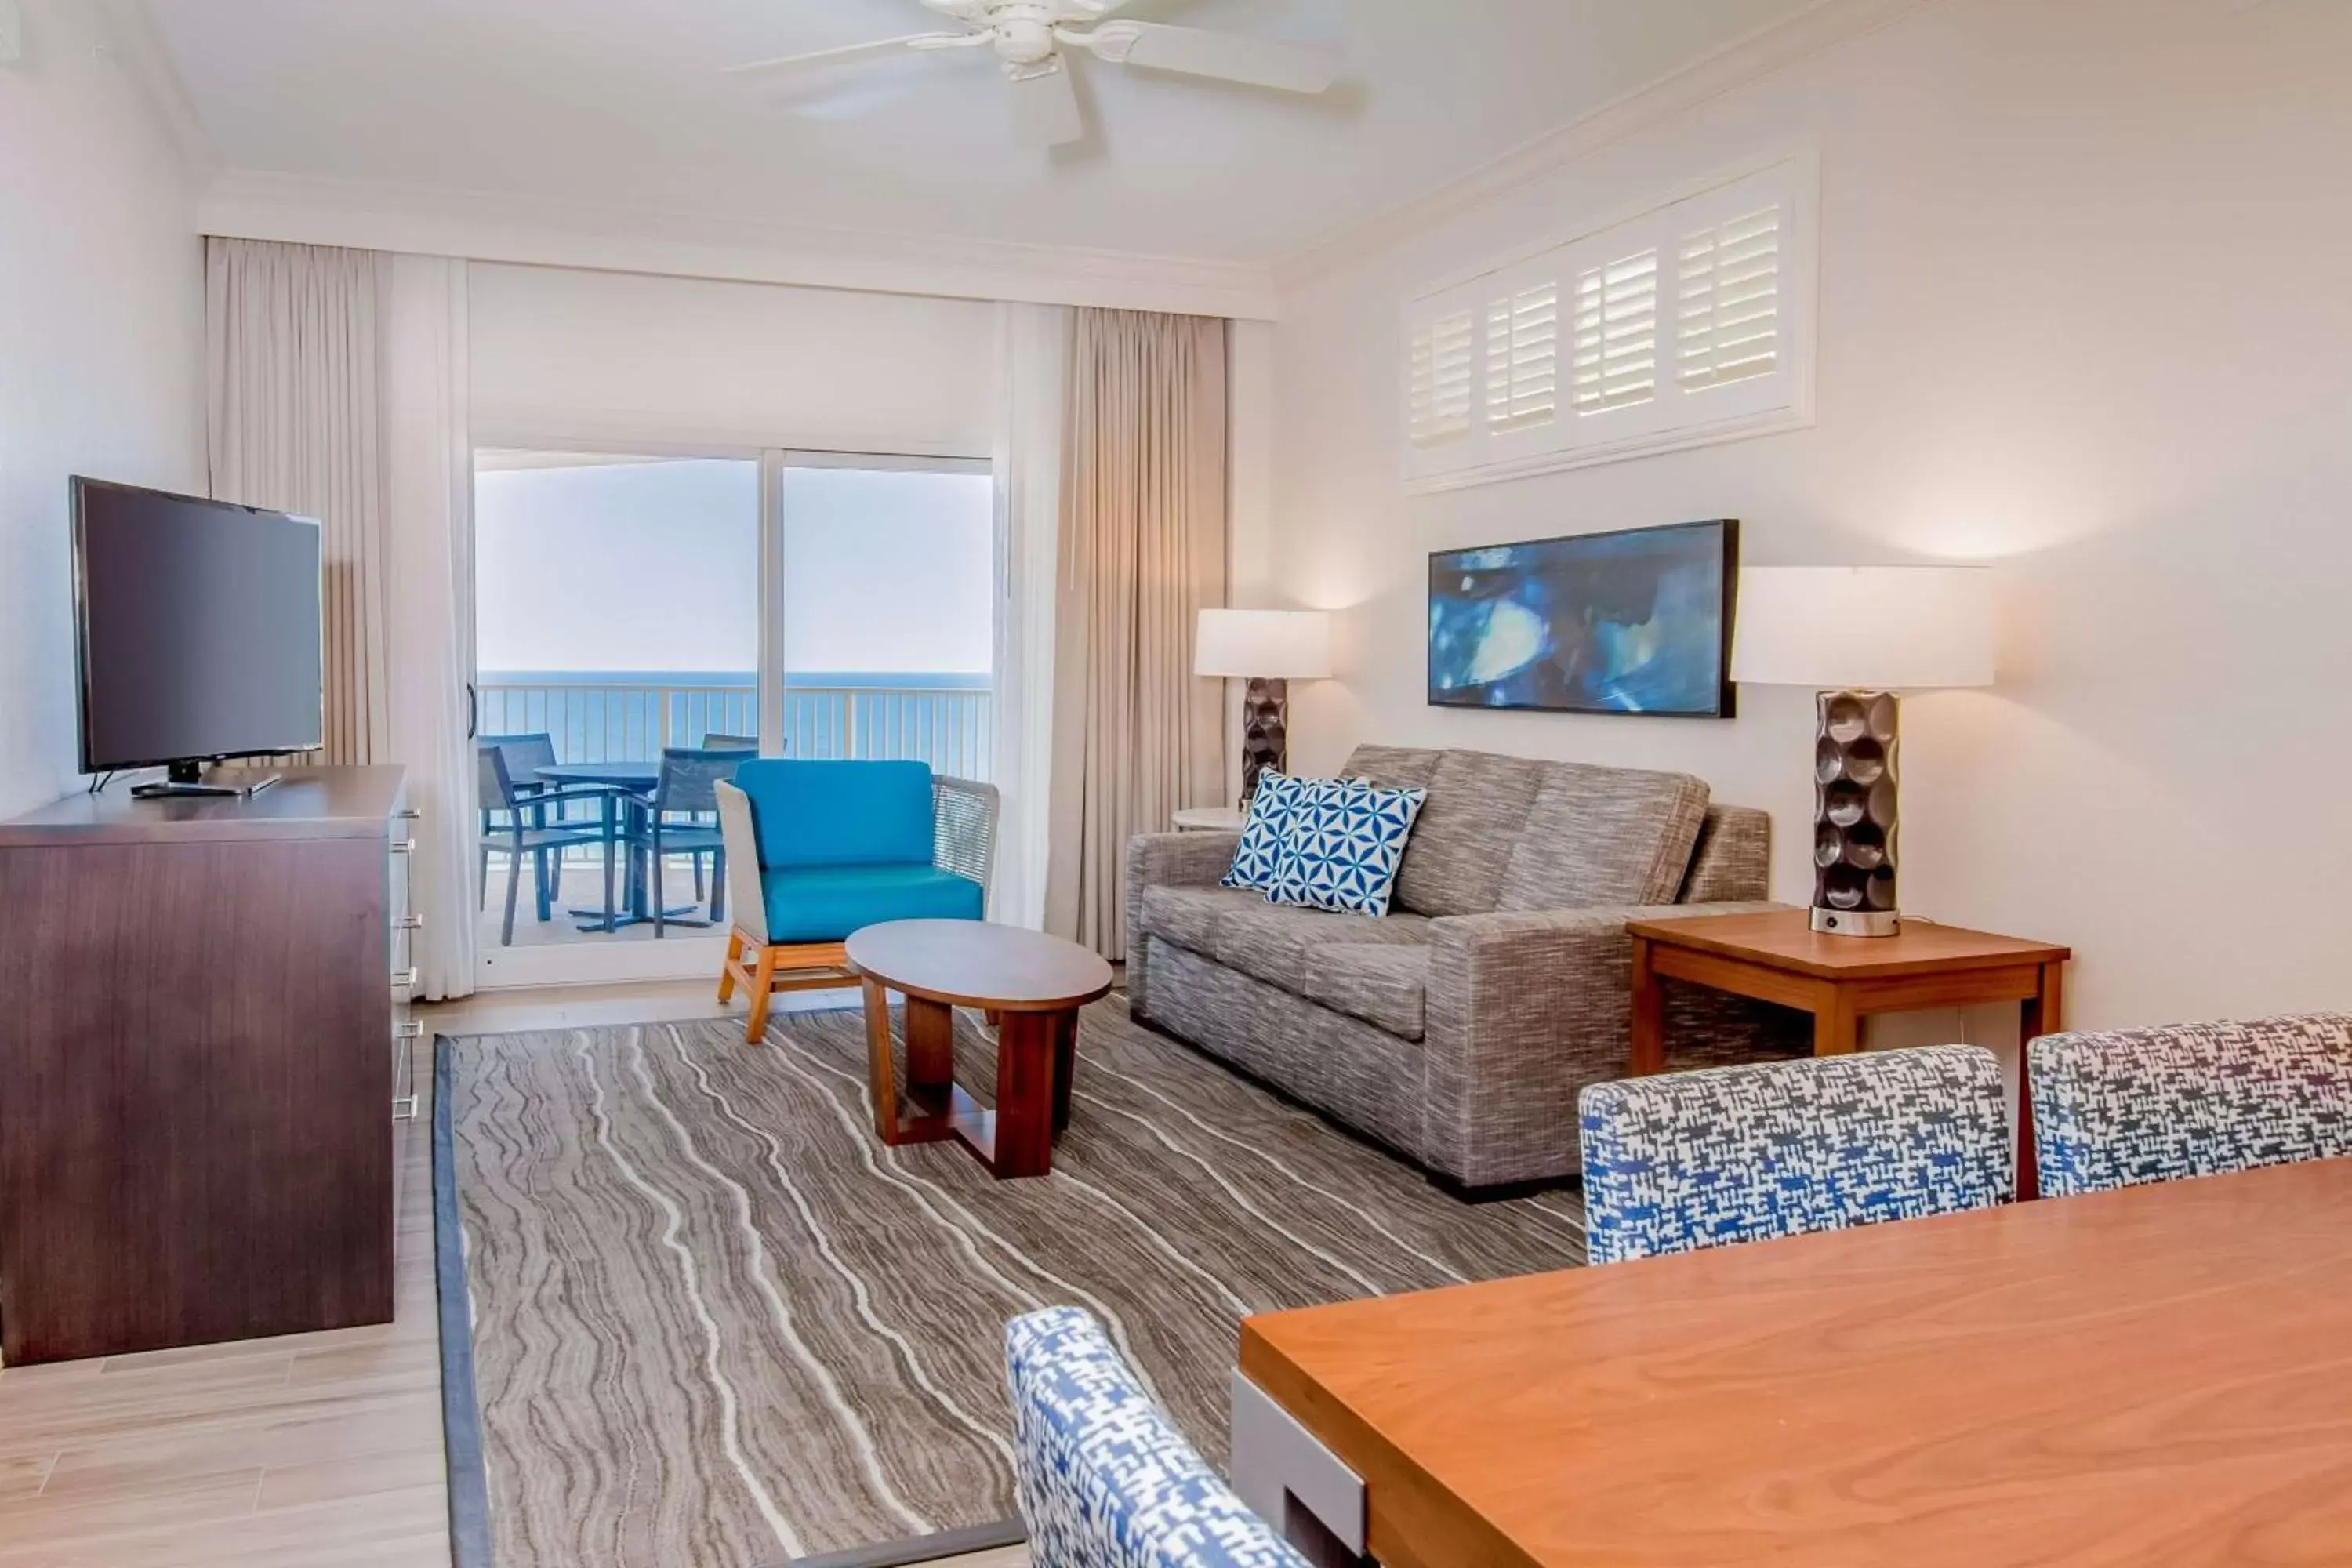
[724,1,1345,149]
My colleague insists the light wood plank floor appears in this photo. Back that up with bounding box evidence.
[0,981,1027,1568]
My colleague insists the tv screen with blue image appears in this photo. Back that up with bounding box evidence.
[1428,520,1738,717]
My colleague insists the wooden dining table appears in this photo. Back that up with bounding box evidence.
[1236,1157,2352,1567]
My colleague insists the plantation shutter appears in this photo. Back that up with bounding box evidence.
[1484,282,1559,435]
[1572,248,1660,418]
[1401,157,1810,491]
[1407,309,1476,448]
[1678,205,1782,393]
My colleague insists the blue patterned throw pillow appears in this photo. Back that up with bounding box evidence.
[1266,779,1427,917]
[1221,771,1310,892]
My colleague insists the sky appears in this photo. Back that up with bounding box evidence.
[473,457,993,675]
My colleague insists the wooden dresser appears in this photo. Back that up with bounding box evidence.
[0,767,416,1364]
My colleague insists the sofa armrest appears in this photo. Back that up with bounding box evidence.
[1420,900,1800,1189]
[1123,831,1240,1015]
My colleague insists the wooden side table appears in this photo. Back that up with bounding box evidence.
[1627,910,2071,1198]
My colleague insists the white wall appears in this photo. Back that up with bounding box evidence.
[0,0,205,815]
[1269,0,2352,1037]
[467,263,998,456]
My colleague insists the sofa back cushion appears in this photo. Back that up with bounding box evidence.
[734,758,936,869]
[1385,750,1549,916]
[1679,804,1772,903]
[1338,744,1440,792]
[1496,763,1711,912]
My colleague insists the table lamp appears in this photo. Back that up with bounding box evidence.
[1731,567,1994,937]
[1195,609,1333,803]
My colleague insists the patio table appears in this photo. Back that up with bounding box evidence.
[534,762,710,933]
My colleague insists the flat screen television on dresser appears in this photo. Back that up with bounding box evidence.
[71,477,324,796]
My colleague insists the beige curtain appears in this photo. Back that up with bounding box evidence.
[205,237,391,764]
[1045,310,1230,959]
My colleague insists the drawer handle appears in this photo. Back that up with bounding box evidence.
[397,914,426,931]
[395,808,422,822]
[390,840,416,856]
[391,967,419,990]
[395,1019,425,1040]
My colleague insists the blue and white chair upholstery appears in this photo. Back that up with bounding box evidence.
[2030,1013,2352,1200]
[1006,1308,1306,1568]
[1580,1045,2013,1266]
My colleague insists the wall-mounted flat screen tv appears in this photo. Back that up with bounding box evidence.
[1428,520,1739,717]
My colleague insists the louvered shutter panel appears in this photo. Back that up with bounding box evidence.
[1572,249,1660,417]
[1678,205,1782,393]
[1484,284,1559,434]
[1407,310,1476,448]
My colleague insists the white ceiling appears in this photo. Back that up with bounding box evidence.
[143,0,1824,266]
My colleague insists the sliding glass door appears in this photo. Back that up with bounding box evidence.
[772,457,996,782]
[470,448,993,990]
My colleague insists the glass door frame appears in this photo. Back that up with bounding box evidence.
[466,436,993,993]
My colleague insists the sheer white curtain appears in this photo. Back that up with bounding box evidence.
[991,302,1073,931]
[383,255,477,1000]
[205,238,391,763]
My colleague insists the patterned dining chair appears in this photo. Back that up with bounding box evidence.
[2030,1013,2352,1199]
[1579,1045,2013,1266]
[1006,1308,1306,1568]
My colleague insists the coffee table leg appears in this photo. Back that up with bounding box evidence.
[862,978,898,1142]
[1051,1010,1078,1134]
[904,995,956,1115]
[992,1012,1059,1178]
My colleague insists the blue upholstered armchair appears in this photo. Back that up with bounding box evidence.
[2030,1013,2352,1199]
[1580,1045,2014,1265]
[714,760,998,1041]
[1006,1308,1306,1568]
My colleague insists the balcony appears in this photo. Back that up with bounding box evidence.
[477,671,991,949]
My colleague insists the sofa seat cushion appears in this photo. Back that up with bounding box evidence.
[1497,764,1711,911]
[1136,884,1265,958]
[764,863,982,944]
[1301,945,1431,1042]
[1214,903,1430,994]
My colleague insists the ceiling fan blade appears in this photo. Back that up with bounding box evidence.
[1006,59,1085,148]
[1066,21,1341,94]
[724,33,972,77]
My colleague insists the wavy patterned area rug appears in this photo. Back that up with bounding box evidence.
[437,998,1584,1568]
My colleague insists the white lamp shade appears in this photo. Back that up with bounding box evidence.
[1195,609,1333,680]
[1732,567,1996,690]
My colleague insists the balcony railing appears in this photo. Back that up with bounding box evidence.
[477,673,993,782]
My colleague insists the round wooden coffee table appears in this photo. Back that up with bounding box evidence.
[846,920,1114,1179]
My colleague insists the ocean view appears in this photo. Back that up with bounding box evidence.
[478,670,993,779]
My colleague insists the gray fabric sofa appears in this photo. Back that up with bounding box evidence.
[1124,745,1802,1191]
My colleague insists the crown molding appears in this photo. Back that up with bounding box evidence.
[95,0,221,187]
[197,169,1281,320]
[1272,0,1933,291]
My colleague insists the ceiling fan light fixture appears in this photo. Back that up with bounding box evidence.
[726,0,1341,145]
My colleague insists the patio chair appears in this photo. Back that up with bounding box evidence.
[622,746,747,938]
[715,759,997,1042]
[477,742,620,946]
